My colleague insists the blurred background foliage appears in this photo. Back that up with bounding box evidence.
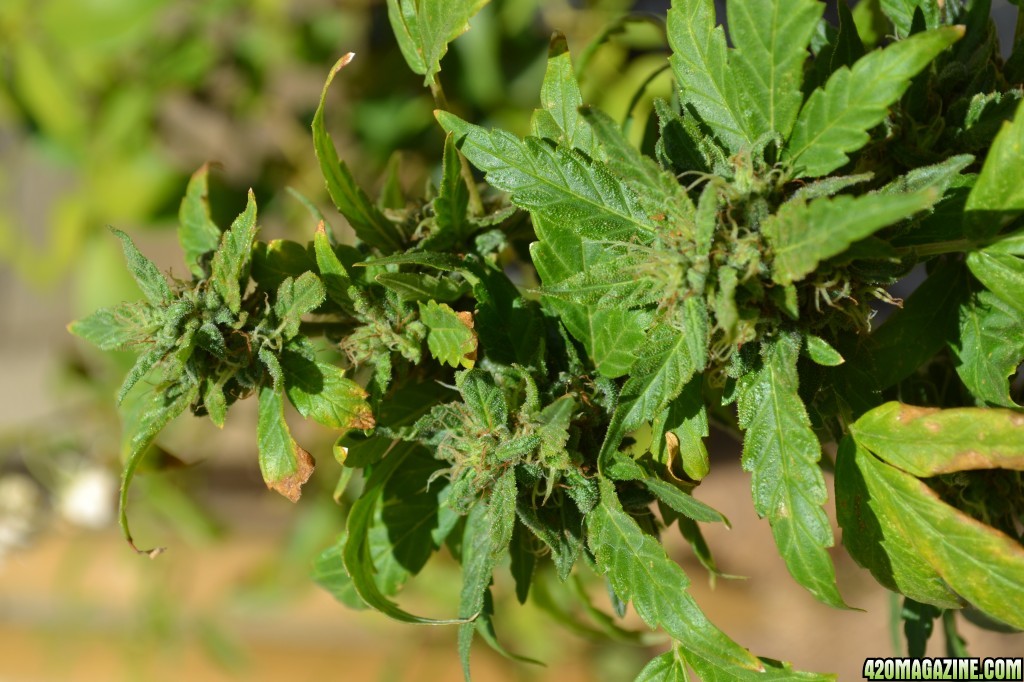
[1,1,1021,680]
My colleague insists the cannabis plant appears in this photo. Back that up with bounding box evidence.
[70,0,1024,679]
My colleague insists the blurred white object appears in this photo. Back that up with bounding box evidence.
[58,467,116,529]
[0,474,44,564]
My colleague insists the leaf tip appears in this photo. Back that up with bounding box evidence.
[268,446,316,503]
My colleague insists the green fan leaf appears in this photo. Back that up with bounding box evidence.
[765,189,938,285]
[728,0,824,141]
[736,332,847,608]
[438,111,656,242]
[256,385,315,502]
[667,0,751,153]
[785,27,963,177]
[387,0,490,87]
[313,54,405,253]
[210,189,258,314]
[589,478,832,679]
[177,163,222,277]
[273,272,326,340]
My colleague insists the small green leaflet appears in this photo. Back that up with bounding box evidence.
[418,300,478,368]
[177,163,222,277]
[635,645,690,682]
[804,334,844,366]
[952,290,1024,408]
[386,0,490,87]
[765,189,938,285]
[727,0,824,142]
[111,228,172,307]
[736,332,847,608]
[118,380,200,556]
[785,27,962,177]
[281,348,375,431]
[643,478,728,525]
[433,133,472,246]
[68,303,156,351]
[880,0,942,37]
[842,437,1024,629]
[438,111,656,242]
[849,402,1024,477]
[376,272,468,302]
[256,385,315,502]
[274,272,326,340]
[313,54,405,253]
[313,222,353,307]
[532,32,596,156]
[210,190,258,314]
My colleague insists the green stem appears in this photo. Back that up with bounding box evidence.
[894,239,973,258]
[429,79,484,216]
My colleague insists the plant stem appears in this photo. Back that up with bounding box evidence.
[430,79,485,216]
[895,239,973,258]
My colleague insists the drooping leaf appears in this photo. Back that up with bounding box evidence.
[736,332,846,608]
[842,438,1024,629]
[667,0,751,153]
[458,468,516,680]
[313,54,405,253]
[256,385,314,502]
[849,402,1024,477]
[313,534,366,610]
[589,478,831,679]
[118,380,200,555]
[418,300,478,368]
[531,32,595,155]
[836,438,962,608]
[343,441,467,624]
[273,272,326,340]
[952,290,1024,408]
[727,0,823,141]
[643,478,728,525]
[765,190,938,285]
[438,111,656,242]
[177,164,222,277]
[281,349,375,431]
[111,228,173,306]
[210,190,258,314]
[386,0,490,86]
[785,27,963,177]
